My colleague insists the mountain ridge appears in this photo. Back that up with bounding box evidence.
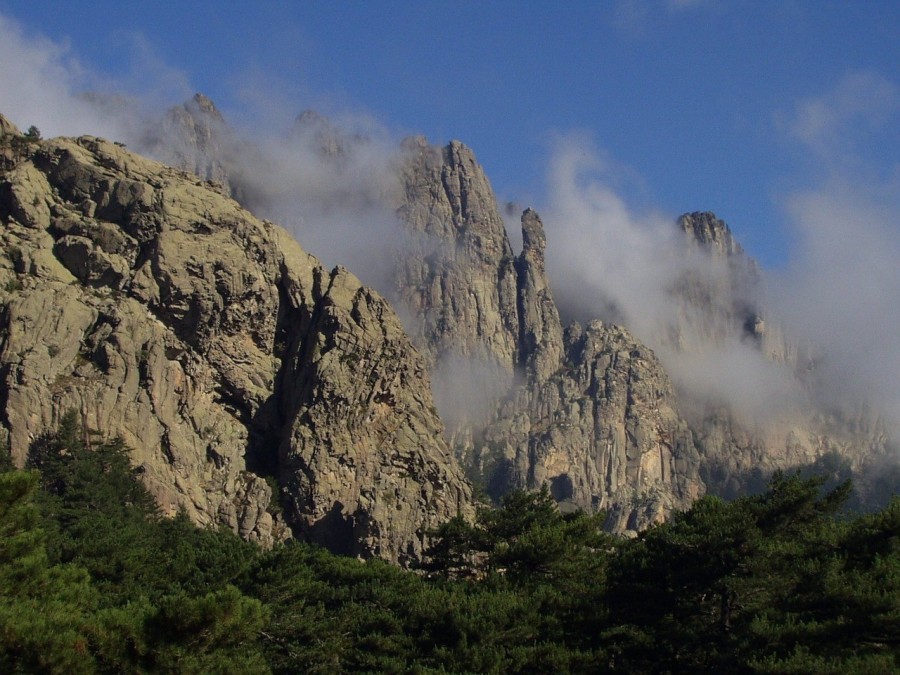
[0,116,472,563]
[1,97,895,561]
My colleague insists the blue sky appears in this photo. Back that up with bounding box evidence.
[0,1,898,269]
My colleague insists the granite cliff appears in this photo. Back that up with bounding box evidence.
[391,127,891,525]
[1,94,893,560]
[393,139,704,528]
[0,115,471,564]
[669,211,892,501]
[106,96,900,522]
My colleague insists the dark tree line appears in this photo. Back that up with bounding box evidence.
[1,414,897,673]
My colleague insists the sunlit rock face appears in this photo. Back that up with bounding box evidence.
[0,116,473,563]
[393,137,705,531]
[20,94,890,551]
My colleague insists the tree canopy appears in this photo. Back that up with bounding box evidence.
[0,416,897,673]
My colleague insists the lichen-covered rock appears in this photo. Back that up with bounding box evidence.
[0,124,472,561]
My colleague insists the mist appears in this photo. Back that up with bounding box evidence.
[771,180,900,431]
[536,72,900,444]
[0,14,193,145]
[222,110,408,293]
[0,12,410,294]
[538,133,810,428]
[0,14,119,139]
[768,72,900,434]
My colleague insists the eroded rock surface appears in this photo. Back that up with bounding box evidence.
[394,138,705,529]
[0,117,472,561]
[27,96,891,541]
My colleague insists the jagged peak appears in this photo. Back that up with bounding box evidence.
[521,208,546,255]
[186,92,224,121]
[398,137,480,173]
[678,211,743,258]
[443,139,478,165]
[400,134,429,151]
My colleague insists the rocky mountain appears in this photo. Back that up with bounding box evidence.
[665,212,892,500]
[0,115,471,564]
[393,139,704,528]
[1,93,894,561]
[389,125,894,523]
[142,93,233,191]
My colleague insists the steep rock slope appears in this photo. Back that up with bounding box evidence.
[395,137,521,370]
[142,97,893,525]
[669,212,891,499]
[0,116,472,563]
[395,138,704,529]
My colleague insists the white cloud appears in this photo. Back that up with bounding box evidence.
[535,72,900,445]
[769,72,900,434]
[772,178,900,429]
[0,14,199,146]
[538,132,806,427]
[783,71,900,160]
[0,12,408,295]
[0,14,104,137]
[3,10,897,453]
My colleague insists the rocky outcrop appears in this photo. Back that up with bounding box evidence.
[276,261,471,565]
[665,212,766,351]
[0,117,472,562]
[670,212,888,499]
[393,141,889,526]
[394,137,520,370]
[515,208,564,380]
[58,95,891,536]
[142,93,233,193]
[679,211,744,259]
[395,138,704,529]
[478,320,703,530]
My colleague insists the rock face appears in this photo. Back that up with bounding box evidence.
[394,137,521,370]
[22,95,889,548]
[394,138,704,529]
[478,320,703,529]
[392,140,890,526]
[0,116,472,562]
[672,211,774,352]
[669,212,887,500]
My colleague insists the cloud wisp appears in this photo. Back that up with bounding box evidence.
[782,71,900,164]
[769,71,900,433]
[0,12,409,294]
[539,132,809,428]
[537,71,900,445]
